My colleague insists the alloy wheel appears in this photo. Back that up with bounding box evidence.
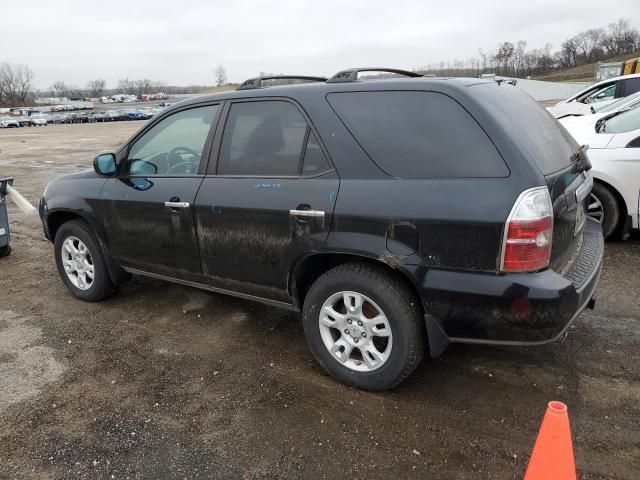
[61,236,95,291]
[587,192,604,224]
[319,291,393,372]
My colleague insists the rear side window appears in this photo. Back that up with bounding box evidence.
[621,77,640,97]
[218,100,308,176]
[471,84,579,174]
[327,91,508,178]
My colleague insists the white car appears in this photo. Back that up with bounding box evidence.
[559,91,640,137]
[0,117,20,128]
[548,73,640,119]
[560,106,640,239]
[30,115,48,126]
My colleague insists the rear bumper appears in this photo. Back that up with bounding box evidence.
[411,217,603,352]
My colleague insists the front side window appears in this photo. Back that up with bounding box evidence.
[126,105,218,176]
[327,91,508,178]
[218,101,309,176]
[583,84,616,104]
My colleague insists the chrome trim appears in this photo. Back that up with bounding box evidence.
[122,267,299,311]
[575,173,593,203]
[289,209,325,218]
[164,201,190,209]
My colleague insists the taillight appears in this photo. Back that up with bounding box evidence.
[501,187,553,272]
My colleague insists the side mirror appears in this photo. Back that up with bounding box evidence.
[94,153,117,176]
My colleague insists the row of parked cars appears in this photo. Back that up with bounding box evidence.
[0,108,164,127]
[547,73,640,240]
[0,115,48,128]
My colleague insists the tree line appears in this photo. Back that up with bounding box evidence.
[417,18,639,78]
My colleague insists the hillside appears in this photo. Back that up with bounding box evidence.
[534,50,640,82]
[202,84,238,94]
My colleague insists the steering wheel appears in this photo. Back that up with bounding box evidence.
[167,147,200,174]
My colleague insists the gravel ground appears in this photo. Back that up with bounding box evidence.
[0,123,639,479]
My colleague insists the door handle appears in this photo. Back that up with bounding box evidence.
[289,209,325,218]
[165,201,190,209]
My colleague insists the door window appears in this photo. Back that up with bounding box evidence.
[301,131,332,175]
[583,84,615,104]
[218,101,309,176]
[126,105,218,176]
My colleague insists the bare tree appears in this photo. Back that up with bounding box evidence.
[51,81,67,98]
[87,79,106,97]
[117,78,135,95]
[215,65,227,86]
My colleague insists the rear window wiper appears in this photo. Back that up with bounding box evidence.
[571,145,592,173]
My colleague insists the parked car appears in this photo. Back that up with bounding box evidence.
[31,115,48,126]
[40,70,603,390]
[560,105,640,239]
[16,117,33,127]
[548,73,640,118]
[0,117,20,128]
[89,112,107,123]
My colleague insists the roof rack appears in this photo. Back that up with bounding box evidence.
[327,67,423,83]
[237,75,327,90]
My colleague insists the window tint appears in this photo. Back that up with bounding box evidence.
[622,77,640,97]
[126,105,218,176]
[327,91,508,178]
[218,101,308,176]
[472,84,579,174]
[302,131,331,175]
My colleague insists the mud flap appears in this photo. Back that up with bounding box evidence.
[621,215,632,241]
[425,313,449,357]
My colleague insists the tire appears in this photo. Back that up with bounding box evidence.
[302,263,425,391]
[0,245,11,257]
[589,182,620,239]
[54,219,114,301]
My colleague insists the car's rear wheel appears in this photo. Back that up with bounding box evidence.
[302,263,425,390]
[54,220,114,302]
[588,182,620,239]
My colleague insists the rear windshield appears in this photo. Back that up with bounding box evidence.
[470,83,578,174]
[326,91,509,179]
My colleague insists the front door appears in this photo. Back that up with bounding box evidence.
[100,104,220,281]
[194,99,339,302]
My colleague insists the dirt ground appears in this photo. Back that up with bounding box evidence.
[0,122,639,480]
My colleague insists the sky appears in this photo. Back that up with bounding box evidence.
[0,0,638,89]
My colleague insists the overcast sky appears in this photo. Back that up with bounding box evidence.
[1,0,638,89]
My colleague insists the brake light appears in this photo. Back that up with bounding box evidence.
[501,187,553,272]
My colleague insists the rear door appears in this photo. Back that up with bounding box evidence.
[100,104,220,281]
[194,99,339,302]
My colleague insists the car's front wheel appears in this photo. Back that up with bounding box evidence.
[302,263,425,390]
[54,220,114,302]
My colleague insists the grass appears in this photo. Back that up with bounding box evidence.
[534,50,640,82]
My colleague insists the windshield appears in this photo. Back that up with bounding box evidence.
[598,91,640,113]
[601,106,640,133]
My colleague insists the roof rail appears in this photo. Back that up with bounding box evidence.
[327,67,423,83]
[237,75,327,90]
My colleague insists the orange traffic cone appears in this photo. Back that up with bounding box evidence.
[524,401,577,480]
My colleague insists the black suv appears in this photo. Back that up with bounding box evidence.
[40,69,603,390]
